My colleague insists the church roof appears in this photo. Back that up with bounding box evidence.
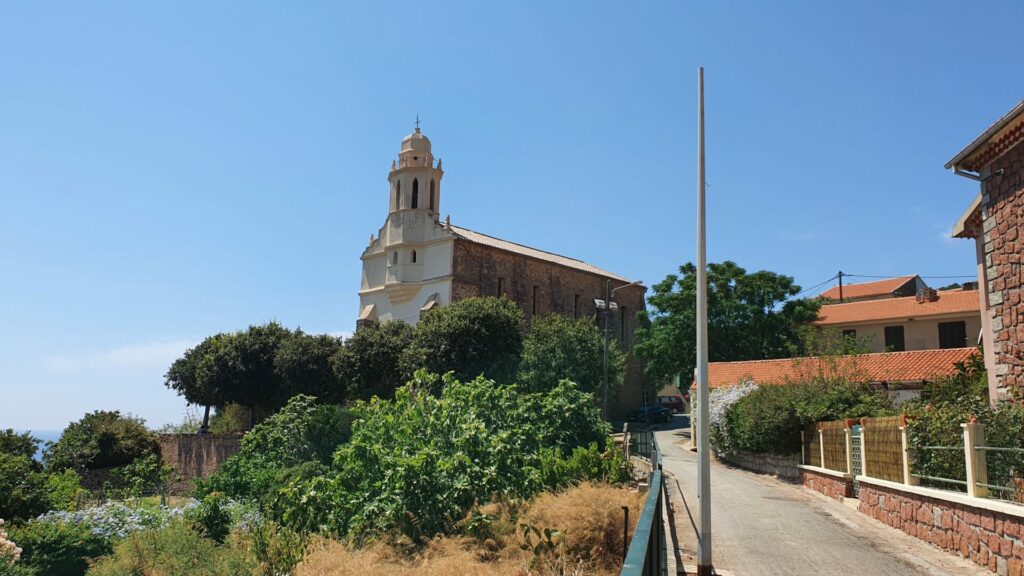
[448,224,634,283]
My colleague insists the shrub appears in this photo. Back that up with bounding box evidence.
[722,381,891,455]
[85,520,257,576]
[198,396,355,504]
[332,320,414,401]
[186,494,232,543]
[706,381,757,457]
[45,470,86,512]
[0,453,49,522]
[103,454,173,500]
[10,518,111,576]
[45,411,159,472]
[278,372,609,539]
[539,444,632,489]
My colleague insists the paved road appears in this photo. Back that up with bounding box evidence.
[656,422,988,576]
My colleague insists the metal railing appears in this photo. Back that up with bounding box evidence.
[620,427,663,576]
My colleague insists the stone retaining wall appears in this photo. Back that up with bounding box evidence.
[719,450,800,481]
[157,434,242,491]
[859,478,1024,574]
[800,466,852,501]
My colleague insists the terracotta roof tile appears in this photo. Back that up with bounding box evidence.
[449,224,635,283]
[819,276,915,301]
[703,348,978,389]
[813,289,979,326]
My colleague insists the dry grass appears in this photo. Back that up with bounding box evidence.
[295,483,644,576]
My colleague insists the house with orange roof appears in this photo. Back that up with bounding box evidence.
[812,285,982,353]
[704,347,978,403]
[818,275,924,303]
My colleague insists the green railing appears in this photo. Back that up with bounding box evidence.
[620,469,663,576]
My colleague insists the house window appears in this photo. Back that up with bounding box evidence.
[574,294,580,318]
[532,285,539,316]
[497,277,504,296]
[884,326,905,352]
[938,321,967,349]
[411,250,417,264]
[411,178,419,208]
[429,179,436,211]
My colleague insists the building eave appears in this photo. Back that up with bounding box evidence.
[946,100,1024,172]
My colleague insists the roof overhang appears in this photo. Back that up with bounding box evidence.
[946,100,1024,173]
[951,194,983,239]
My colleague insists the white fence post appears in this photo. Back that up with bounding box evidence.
[899,415,917,486]
[844,420,854,475]
[962,421,989,498]
[800,430,806,465]
[860,418,869,479]
[818,425,826,469]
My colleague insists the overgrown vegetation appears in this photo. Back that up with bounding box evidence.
[518,314,625,395]
[44,412,159,473]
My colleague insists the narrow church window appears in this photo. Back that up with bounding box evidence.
[412,178,419,208]
[429,179,436,211]
[411,250,417,263]
[532,285,539,316]
[396,181,402,209]
[391,251,398,265]
[574,294,580,318]
[620,306,628,343]
[497,277,504,296]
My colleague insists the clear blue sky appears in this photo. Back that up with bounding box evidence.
[2,1,1021,431]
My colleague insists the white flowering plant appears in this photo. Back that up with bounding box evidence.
[694,381,758,457]
[0,519,22,564]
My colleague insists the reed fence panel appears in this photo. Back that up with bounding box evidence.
[862,415,904,482]
[803,423,821,467]
[820,420,849,473]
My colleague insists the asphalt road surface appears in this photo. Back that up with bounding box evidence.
[656,421,990,576]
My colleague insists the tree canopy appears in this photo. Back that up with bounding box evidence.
[518,314,624,395]
[635,260,820,384]
[332,320,414,401]
[402,297,524,384]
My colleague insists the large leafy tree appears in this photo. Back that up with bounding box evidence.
[274,331,345,404]
[518,314,625,395]
[332,320,414,401]
[636,261,820,384]
[402,297,524,383]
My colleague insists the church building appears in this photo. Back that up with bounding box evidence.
[357,126,649,412]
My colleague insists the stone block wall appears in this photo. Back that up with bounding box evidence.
[158,434,242,491]
[800,467,852,501]
[859,479,1024,574]
[719,450,800,481]
[981,141,1024,400]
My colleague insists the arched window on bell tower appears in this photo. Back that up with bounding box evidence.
[391,251,398,265]
[395,180,402,210]
[411,178,419,209]
[429,179,436,211]
[411,250,417,263]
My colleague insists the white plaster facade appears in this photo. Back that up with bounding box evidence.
[835,315,982,353]
[359,127,457,324]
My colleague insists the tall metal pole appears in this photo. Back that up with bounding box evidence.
[603,279,611,420]
[838,270,844,303]
[695,66,713,576]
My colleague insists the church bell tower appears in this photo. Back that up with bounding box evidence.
[388,121,443,217]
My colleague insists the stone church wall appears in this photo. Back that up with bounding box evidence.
[451,239,649,417]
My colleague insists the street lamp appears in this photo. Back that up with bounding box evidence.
[595,278,642,421]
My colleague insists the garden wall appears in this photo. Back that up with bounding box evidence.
[799,466,853,501]
[157,433,242,489]
[858,476,1024,574]
[718,450,800,481]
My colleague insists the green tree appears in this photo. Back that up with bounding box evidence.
[0,429,40,460]
[0,452,49,521]
[636,261,820,384]
[402,297,524,383]
[332,320,414,401]
[518,314,625,395]
[44,411,158,472]
[274,331,345,404]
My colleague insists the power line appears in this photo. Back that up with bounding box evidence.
[793,274,839,298]
[843,273,976,280]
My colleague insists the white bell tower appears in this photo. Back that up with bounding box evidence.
[388,119,443,217]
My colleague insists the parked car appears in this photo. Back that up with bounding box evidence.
[627,405,673,424]
[658,395,685,414]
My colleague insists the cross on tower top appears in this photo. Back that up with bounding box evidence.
[415,114,421,131]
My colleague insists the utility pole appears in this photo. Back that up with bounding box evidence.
[838,270,844,303]
[695,66,713,576]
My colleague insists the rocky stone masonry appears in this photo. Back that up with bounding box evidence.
[982,142,1024,400]
[719,450,801,481]
[800,467,853,501]
[859,481,1024,574]
[157,433,242,492]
